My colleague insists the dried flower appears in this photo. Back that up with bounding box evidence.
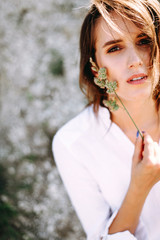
[89,57,143,139]
[103,98,119,111]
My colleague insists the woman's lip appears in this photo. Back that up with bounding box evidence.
[127,74,147,84]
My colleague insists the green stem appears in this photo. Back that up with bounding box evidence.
[114,91,144,140]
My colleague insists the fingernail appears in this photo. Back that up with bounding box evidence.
[136,130,139,138]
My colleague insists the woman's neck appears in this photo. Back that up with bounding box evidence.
[111,98,160,143]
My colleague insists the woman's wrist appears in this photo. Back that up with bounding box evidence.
[128,180,151,202]
[109,182,150,235]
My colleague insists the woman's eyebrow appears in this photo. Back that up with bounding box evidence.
[102,32,147,49]
[102,39,122,48]
[137,33,147,38]
[102,33,147,48]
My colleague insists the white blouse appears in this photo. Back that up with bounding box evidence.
[52,105,160,240]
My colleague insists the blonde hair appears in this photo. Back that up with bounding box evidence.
[79,0,160,112]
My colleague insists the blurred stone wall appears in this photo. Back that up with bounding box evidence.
[0,0,89,239]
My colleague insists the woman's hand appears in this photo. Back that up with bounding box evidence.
[109,132,160,235]
[131,132,160,193]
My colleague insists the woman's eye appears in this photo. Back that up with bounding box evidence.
[107,46,121,53]
[138,38,152,46]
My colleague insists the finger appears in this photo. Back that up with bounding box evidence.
[133,132,143,164]
[143,133,154,160]
[143,132,153,145]
[153,142,160,163]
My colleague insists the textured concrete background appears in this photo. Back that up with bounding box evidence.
[0,0,89,239]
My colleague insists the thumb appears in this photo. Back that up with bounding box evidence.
[132,131,143,165]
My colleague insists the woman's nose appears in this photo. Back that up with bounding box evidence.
[127,47,143,69]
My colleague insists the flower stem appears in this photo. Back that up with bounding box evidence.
[114,91,144,140]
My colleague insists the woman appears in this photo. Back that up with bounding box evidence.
[53,0,160,239]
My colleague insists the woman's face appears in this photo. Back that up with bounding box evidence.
[95,12,152,103]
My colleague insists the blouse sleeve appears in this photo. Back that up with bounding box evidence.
[52,132,137,240]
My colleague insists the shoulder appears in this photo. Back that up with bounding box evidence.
[52,105,111,151]
[53,106,96,148]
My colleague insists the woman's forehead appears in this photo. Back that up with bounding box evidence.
[95,12,142,43]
